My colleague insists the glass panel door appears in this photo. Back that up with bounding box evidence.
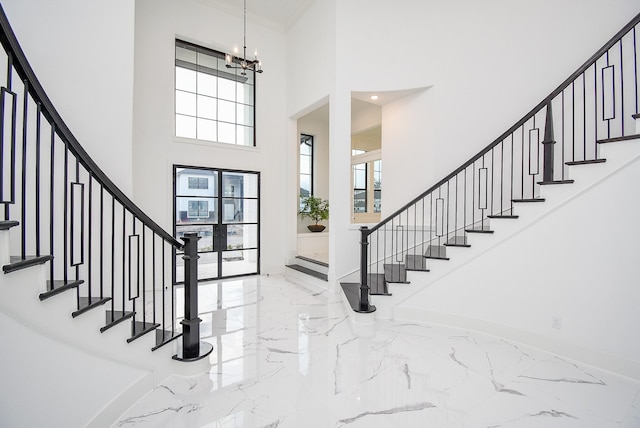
[174,166,260,282]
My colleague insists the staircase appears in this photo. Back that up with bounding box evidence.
[0,0,211,385]
[342,11,640,315]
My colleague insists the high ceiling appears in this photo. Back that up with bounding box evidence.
[195,0,316,30]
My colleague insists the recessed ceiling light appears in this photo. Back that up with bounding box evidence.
[370,95,379,100]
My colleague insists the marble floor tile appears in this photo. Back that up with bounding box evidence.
[114,274,640,428]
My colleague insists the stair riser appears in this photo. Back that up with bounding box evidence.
[292,257,329,275]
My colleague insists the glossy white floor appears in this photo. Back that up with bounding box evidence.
[114,274,640,428]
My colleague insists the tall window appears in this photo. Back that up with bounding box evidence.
[299,134,313,209]
[351,151,382,222]
[174,39,256,146]
[353,163,367,213]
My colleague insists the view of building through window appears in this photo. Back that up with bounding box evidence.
[175,40,256,146]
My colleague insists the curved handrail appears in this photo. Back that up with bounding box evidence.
[0,5,182,249]
[369,10,640,234]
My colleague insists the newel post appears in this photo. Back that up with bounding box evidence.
[173,232,213,362]
[542,101,556,182]
[358,226,375,313]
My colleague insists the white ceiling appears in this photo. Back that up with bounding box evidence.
[195,0,316,30]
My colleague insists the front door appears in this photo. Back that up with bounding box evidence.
[174,166,260,282]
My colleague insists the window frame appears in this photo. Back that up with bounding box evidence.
[174,39,257,147]
[299,134,314,209]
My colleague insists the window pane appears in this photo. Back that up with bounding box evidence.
[176,90,196,116]
[176,67,196,92]
[176,225,214,252]
[218,99,235,123]
[300,141,311,156]
[374,190,381,213]
[176,197,217,224]
[222,249,258,277]
[300,156,311,175]
[353,163,367,188]
[176,169,217,196]
[198,73,217,97]
[197,95,217,120]
[222,172,258,198]
[223,198,258,223]
[354,190,366,213]
[218,77,236,101]
[236,104,254,126]
[300,175,311,197]
[197,51,218,70]
[176,46,197,64]
[237,125,253,146]
[237,84,253,105]
[226,224,258,250]
[197,118,217,142]
[176,114,196,139]
[218,122,235,144]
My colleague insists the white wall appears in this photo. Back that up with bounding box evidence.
[285,0,640,281]
[396,146,640,379]
[2,0,135,194]
[133,0,287,274]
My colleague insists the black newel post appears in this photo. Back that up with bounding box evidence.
[542,101,556,182]
[358,226,375,313]
[173,232,213,362]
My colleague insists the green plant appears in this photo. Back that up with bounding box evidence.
[299,195,329,225]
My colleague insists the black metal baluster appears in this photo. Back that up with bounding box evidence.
[510,134,514,213]
[500,140,504,213]
[142,226,146,327]
[634,26,638,114]
[121,205,125,313]
[152,232,156,327]
[562,91,566,179]
[20,79,27,260]
[35,102,41,256]
[63,138,68,284]
[4,51,13,220]
[572,82,576,162]
[583,72,588,153]
[49,123,54,286]
[110,195,115,322]
[620,40,625,135]
[594,62,598,157]
[99,185,103,299]
[88,176,92,299]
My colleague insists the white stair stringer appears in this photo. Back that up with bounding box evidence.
[0,259,205,427]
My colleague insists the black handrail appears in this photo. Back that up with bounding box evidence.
[0,6,181,249]
[369,10,640,234]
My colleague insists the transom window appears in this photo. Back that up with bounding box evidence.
[175,39,256,146]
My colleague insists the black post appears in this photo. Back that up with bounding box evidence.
[542,101,556,182]
[173,232,213,362]
[358,226,375,313]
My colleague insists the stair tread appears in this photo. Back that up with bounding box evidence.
[340,282,376,313]
[465,228,494,234]
[424,255,450,260]
[537,179,575,185]
[101,310,135,333]
[597,134,640,144]
[285,264,328,281]
[72,296,111,318]
[512,198,545,202]
[39,279,84,301]
[294,255,328,268]
[127,321,161,343]
[0,220,19,231]
[368,273,391,295]
[152,329,182,351]
[487,215,519,219]
[3,255,53,274]
[565,158,606,165]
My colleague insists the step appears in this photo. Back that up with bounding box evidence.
[152,329,182,351]
[444,236,470,247]
[384,263,409,283]
[424,245,449,260]
[3,255,53,274]
[487,215,519,219]
[340,282,376,313]
[405,254,429,271]
[72,296,111,318]
[100,310,135,333]
[0,220,19,230]
[597,133,640,144]
[127,321,161,343]
[465,228,494,234]
[512,198,545,203]
[39,279,84,301]
[285,264,328,281]
[368,273,390,295]
[295,255,328,268]
[565,158,606,166]
[537,179,575,185]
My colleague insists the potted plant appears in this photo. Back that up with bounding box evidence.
[299,195,329,232]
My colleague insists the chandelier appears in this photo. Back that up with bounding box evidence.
[225,0,263,75]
